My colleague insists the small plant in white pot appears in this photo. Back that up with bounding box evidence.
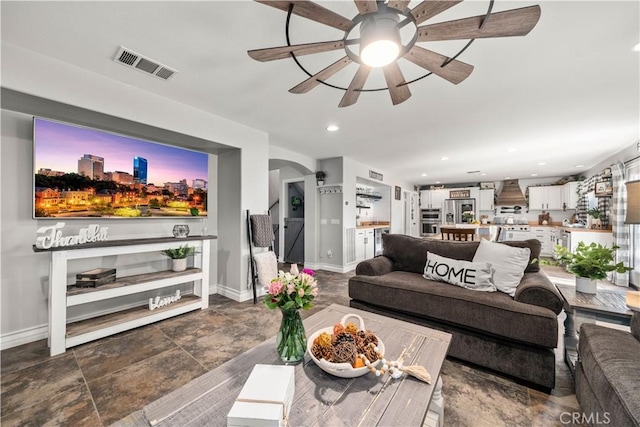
[162,245,195,272]
[315,171,326,186]
[554,242,631,294]
[586,208,602,229]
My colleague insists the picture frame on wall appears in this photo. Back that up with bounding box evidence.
[595,180,612,197]
[395,186,401,200]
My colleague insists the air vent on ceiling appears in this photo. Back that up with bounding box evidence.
[114,46,177,81]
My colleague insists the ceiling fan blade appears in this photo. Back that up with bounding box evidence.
[387,1,411,13]
[289,56,353,94]
[248,40,345,62]
[411,1,462,25]
[417,5,541,42]
[255,1,354,32]
[404,45,473,84]
[383,62,411,105]
[339,65,372,107]
[354,0,378,15]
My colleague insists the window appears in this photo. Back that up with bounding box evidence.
[627,158,640,286]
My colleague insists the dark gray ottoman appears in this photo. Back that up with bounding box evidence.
[576,312,640,426]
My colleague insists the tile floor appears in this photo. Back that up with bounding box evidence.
[1,267,587,426]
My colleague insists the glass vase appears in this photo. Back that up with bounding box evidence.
[276,307,306,363]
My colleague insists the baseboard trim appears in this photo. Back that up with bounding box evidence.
[216,284,266,303]
[0,324,48,350]
[314,263,357,274]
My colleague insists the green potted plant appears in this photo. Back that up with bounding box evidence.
[161,245,195,272]
[586,208,602,229]
[315,171,326,186]
[553,242,631,294]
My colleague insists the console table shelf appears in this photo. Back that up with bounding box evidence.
[66,295,202,348]
[34,235,216,356]
[67,268,202,306]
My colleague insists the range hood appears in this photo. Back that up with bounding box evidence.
[496,179,527,207]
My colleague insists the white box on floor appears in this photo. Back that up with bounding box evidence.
[227,364,295,427]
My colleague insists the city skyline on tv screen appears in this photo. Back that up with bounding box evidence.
[33,117,208,218]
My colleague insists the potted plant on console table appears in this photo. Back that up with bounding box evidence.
[162,245,195,272]
[554,242,631,294]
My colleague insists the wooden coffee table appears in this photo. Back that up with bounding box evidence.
[555,283,633,374]
[115,304,452,427]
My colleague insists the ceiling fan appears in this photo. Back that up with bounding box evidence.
[248,0,541,107]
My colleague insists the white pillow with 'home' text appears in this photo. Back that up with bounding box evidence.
[423,252,496,292]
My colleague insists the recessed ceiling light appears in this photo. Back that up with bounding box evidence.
[326,124,339,132]
[441,157,449,161]
[575,164,584,168]
[504,176,511,179]
[634,43,640,52]
[421,173,427,177]
[435,181,441,184]
[480,173,487,176]
[538,162,547,166]
[531,173,539,177]
[507,148,518,153]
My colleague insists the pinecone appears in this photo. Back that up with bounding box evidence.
[363,345,379,363]
[312,343,332,360]
[362,330,378,347]
[334,332,355,345]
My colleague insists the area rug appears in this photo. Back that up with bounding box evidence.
[113,267,581,426]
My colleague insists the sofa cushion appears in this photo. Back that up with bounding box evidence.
[472,240,531,297]
[382,234,477,274]
[381,234,541,275]
[578,323,640,426]
[349,271,558,347]
[423,252,496,291]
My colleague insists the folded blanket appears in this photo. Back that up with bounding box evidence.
[250,214,274,248]
[253,251,278,287]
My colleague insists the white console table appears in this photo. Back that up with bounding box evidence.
[33,235,216,356]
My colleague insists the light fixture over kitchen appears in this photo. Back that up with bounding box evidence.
[326,124,339,132]
[248,0,542,107]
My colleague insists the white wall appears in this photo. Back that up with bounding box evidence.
[1,42,270,348]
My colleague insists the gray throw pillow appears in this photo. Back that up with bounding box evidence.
[423,252,496,292]
[472,240,531,297]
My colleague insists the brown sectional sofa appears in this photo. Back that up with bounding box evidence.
[348,233,563,389]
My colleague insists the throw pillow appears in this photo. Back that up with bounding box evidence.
[472,240,531,297]
[423,252,496,292]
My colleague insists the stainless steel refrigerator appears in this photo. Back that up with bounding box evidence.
[443,199,476,224]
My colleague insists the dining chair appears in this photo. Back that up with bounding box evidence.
[440,227,476,241]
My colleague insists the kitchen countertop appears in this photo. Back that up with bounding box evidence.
[562,227,612,233]
[356,222,390,229]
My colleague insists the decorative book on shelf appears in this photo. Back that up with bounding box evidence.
[75,268,116,288]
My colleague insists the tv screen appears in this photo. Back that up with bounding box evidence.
[33,117,208,219]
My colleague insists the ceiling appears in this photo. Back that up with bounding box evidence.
[2,1,639,186]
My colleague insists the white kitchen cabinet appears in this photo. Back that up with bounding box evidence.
[531,226,552,256]
[528,186,564,210]
[563,181,579,210]
[355,228,375,263]
[420,189,446,210]
[479,189,495,211]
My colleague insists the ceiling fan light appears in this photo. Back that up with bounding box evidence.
[361,39,400,67]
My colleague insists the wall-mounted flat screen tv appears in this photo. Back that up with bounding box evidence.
[33,117,208,219]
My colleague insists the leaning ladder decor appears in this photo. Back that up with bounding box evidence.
[246,209,275,304]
